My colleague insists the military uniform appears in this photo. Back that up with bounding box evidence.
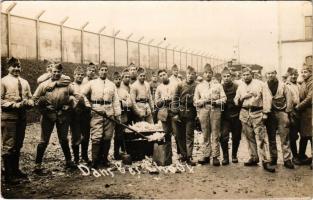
[33,77,79,168]
[1,73,33,182]
[130,80,154,123]
[221,81,242,163]
[69,81,90,163]
[150,80,160,123]
[82,78,121,167]
[265,79,293,166]
[171,81,197,162]
[194,80,226,164]
[234,79,272,164]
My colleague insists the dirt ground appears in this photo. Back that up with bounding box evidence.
[1,123,313,199]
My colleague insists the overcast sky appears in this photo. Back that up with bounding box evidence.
[1,1,309,70]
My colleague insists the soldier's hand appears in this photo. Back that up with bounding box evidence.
[172,114,181,122]
[13,102,23,109]
[262,113,268,121]
[242,93,253,100]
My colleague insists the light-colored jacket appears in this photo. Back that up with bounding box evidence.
[266,80,293,113]
[285,81,300,106]
[130,80,154,117]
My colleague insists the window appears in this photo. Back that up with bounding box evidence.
[305,16,312,40]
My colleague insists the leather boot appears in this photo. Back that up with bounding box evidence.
[72,145,80,164]
[221,142,229,165]
[35,143,47,164]
[81,140,90,163]
[213,157,220,166]
[3,155,20,185]
[91,143,101,169]
[102,140,112,167]
[113,138,121,160]
[262,162,276,173]
[232,140,240,163]
[13,152,28,179]
[60,142,76,169]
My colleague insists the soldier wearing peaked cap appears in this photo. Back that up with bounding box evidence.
[234,67,275,172]
[294,64,313,169]
[128,62,138,85]
[1,57,34,184]
[219,67,242,165]
[265,69,294,169]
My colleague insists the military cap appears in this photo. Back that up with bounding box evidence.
[287,67,298,75]
[113,71,121,79]
[43,59,54,66]
[265,69,277,74]
[241,67,252,74]
[221,67,231,74]
[98,61,108,69]
[186,66,196,74]
[172,64,178,71]
[74,66,85,74]
[87,62,97,70]
[53,63,63,71]
[7,57,21,67]
[137,67,146,75]
[203,63,213,73]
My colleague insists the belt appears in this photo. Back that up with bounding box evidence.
[242,106,263,112]
[136,98,149,103]
[91,100,112,105]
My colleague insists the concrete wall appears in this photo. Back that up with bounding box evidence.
[139,44,148,68]
[159,48,166,69]
[149,46,158,69]
[100,35,114,65]
[1,14,8,57]
[63,27,81,63]
[39,22,61,62]
[128,41,138,66]
[115,39,127,67]
[11,16,36,59]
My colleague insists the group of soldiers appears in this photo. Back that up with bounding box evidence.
[1,56,312,185]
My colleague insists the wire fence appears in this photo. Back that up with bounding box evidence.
[1,3,229,72]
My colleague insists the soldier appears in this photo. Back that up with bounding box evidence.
[37,59,71,84]
[155,69,179,153]
[194,64,227,166]
[171,66,197,166]
[120,68,131,93]
[33,63,79,173]
[294,64,312,169]
[220,67,242,165]
[128,63,138,85]
[285,68,301,162]
[169,64,181,85]
[112,71,132,160]
[265,70,294,169]
[130,67,154,123]
[1,57,34,184]
[150,71,160,123]
[234,67,275,173]
[69,66,91,164]
[82,62,98,85]
[81,63,121,168]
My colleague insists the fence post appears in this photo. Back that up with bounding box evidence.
[138,36,144,67]
[147,39,153,69]
[60,16,69,62]
[113,30,120,67]
[126,33,133,66]
[80,22,89,64]
[98,26,106,64]
[156,41,164,69]
[6,2,17,58]
[35,10,45,61]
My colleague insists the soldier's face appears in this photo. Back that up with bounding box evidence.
[87,68,96,78]
[222,73,232,84]
[74,72,85,83]
[289,73,298,83]
[123,74,130,85]
[242,71,253,83]
[51,68,62,80]
[172,69,178,76]
[130,66,137,78]
[99,67,108,79]
[266,71,277,81]
[301,69,312,81]
[138,73,146,83]
[203,71,213,81]
[9,64,21,77]
[114,77,122,87]
[186,72,196,83]
[152,75,158,82]
[158,72,168,83]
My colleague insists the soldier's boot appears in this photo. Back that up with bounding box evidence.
[186,157,196,166]
[81,141,91,164]
[72,145,80,165]
[232,140,240,163]
[3,155,20,185]
[284,159,295,169]
[60,142,76,169]
[198,157,210,165]
[91,143,101,169]
[290,139,298,160]
[102,140,112,167]
[297,138,311,165]
[213,157,221,166]
[270,157,278,166]
[34,143,47,174]
[113,139,122,160]
[13,153,28,179]
[221,142,229,166]
[262,161,276,173]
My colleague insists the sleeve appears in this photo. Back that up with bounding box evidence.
[262,82,272,113]
[216,84,227,104]
[25,82,32,98]
[146,83,154,110]
[193,85,205,107]
[80,82,92,108]
[296,81,313,111]
[171,83,181,114]
[130,84,141,116]
[1,82,15,108]
[32,84,45,105]
[112,86,122,116]
[234,85,241,106]
[37,73,51,84]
